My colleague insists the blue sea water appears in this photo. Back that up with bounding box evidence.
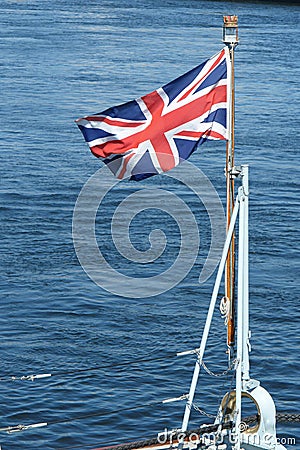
[0,0,299,449]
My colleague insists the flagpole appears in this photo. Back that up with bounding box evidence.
[179,20,239,438]
[223,16,239,359]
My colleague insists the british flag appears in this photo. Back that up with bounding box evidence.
[76,48,230,181]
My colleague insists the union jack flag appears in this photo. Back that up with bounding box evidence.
[76,48,230,181]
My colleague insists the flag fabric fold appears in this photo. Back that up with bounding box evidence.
[76,47,230,181]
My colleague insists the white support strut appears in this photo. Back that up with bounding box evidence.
[234,165,249,450]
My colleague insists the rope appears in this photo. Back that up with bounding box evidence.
[3,349,236,383]
[0,400,162,433]
[0,352,178,382]
[276,412,300,423]
[220,296,230,325]
[243,414,259,425]
[0,395,188,434]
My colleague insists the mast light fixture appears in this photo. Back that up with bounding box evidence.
[223,15,239,46]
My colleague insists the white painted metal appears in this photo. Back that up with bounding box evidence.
[241,385,286,450]
[242,166,250,384]
[234,165,249,450]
